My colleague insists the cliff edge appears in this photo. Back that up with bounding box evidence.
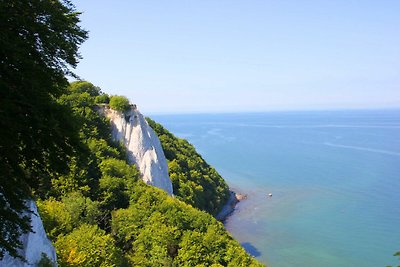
[99,105,173,195]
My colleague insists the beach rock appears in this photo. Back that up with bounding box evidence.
[236,193,247,201]
[216,191,244,221]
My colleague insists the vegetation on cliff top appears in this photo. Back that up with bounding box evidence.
[109,95,130,111]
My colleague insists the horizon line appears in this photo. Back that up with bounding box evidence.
[145,106,400,116]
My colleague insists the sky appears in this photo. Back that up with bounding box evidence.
[72,0,400,114]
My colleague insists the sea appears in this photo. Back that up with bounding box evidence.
[151,109,400,267]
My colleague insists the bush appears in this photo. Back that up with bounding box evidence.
[70,81,101,96]
[109,95,130,111]
[55,224,125,267]
[95,94,110,104]
[37,193,101,240]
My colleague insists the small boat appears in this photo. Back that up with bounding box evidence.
[268,193,272,197]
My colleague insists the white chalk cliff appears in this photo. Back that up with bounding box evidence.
[99,105,173,195]
[0,200,57,267]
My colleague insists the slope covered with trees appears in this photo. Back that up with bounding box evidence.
[35,81,263,266]
[147,118,231,215]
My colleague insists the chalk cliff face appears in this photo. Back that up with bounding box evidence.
[99,105,173,195]
[0,200,57,267]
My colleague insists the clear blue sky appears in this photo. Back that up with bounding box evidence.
[73,0,400,114]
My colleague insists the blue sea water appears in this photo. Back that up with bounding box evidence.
[152,110,400,267]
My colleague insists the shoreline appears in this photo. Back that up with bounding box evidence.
[216,190,247,222]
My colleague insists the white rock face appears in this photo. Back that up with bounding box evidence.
[0,200,57,267]
[100,105,173,195]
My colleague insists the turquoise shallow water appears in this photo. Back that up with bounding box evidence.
[152,110,400,267]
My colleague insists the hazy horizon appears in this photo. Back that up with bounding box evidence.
[145,106,400,116]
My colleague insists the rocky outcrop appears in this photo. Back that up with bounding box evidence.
[216,191,246,221]
[0,200,57,267]
[99,105,173,195]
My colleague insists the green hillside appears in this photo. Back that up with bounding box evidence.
[147,118,231,215]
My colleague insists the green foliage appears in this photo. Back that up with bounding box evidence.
[68,81,110,104]
[88,138,121,160]
[55,224,125,267]
[61,192,101,227]
[146,118,231,215]
[95,94,110,104]
[51,82,125,199]
[69,81,101,96]
[111,183,263,267]
[109,95,130,111]
[99,158,139,179]
[98,158,140,211]
[37,192,101,240]
[37,198,74,240]
[0,0,88,258]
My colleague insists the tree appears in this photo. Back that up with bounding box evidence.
[37,192,101,240]
[69,81,101,96]
[95,94,110,104]
[109,95,130,111]
[0,0,87,259]
[55,224,125,267]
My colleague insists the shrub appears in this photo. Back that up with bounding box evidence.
[109,95,130,111]
[95,94,110,104]
[55,224,125,267]
[70,81,101,96]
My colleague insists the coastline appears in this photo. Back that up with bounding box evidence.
[216,190,247,222]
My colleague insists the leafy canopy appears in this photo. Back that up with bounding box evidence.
[55,224,125,267]
[109,95,130,111]
[0,0,87,259]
